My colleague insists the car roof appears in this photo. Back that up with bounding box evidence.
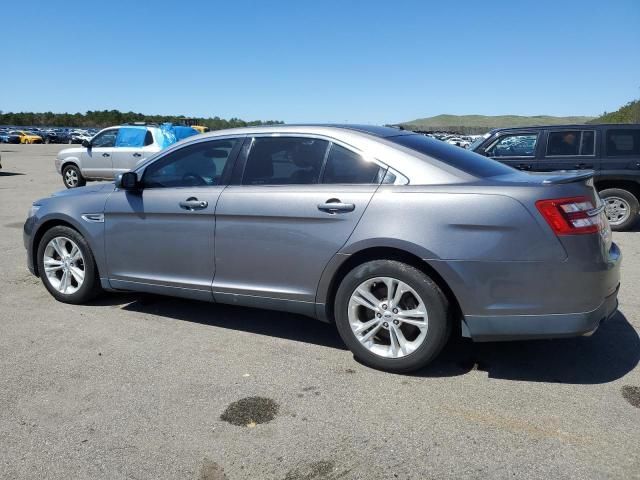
[197,123,415,140]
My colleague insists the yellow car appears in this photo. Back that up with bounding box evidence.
[190,125,209,134]
[11,130,43,144]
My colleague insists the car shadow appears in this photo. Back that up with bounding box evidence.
[91,294,639,385]
[0,171,25,176]
[91,293,348,351]
[412,310,639,384]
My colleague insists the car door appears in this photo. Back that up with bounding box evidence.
[104,137,242,300]
[81,128,118,178]
[481,132,540,171]
[111,127,153,177]
[212,135,385,313]
[537,128,599,172]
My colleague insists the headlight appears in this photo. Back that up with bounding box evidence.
[28,204,41,218]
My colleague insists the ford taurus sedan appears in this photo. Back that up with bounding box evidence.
[23,125,621,372]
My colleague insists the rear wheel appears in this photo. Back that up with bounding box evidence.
[600,188,639,231]
[334,260,450,373]
[36,226,102,304]
[62,164,86,188]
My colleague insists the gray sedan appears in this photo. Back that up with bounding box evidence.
[23,125,621,372]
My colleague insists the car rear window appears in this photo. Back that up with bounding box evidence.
[388,134,515,177]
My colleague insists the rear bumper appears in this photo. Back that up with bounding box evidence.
[463,283,619,341]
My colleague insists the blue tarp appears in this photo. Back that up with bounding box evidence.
[115,127,147,147]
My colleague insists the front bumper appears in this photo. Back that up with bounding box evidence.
[463,283,620,341]
[24,216,37,275]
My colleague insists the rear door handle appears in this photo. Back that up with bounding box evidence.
[179,197,208,211]
[133,153,142,158]
[574,163,593,169]
[517,164,531,170]
[317,199,355,214]
[102,153,110,157]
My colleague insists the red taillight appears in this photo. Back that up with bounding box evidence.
[535,196,601,235]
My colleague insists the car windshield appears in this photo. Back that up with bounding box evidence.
[468,133,490,151]
[388,133,515,178]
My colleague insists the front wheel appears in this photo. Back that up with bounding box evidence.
[334,260,451,373]
[62,164,86,188]
[36,226,102,304]
[600,188,639,231]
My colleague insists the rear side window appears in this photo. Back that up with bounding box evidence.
[242,137,329,185]
[322,144,385,184]
[144,130,154,146]
[485,134,538,157]
[606,129,640,156]
[547,130,595,156]
[389,134,515,178]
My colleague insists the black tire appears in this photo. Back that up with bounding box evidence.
[62,164,86,189]
[334,260,451,373]
[36,226,102,304]
[599,188,639,231]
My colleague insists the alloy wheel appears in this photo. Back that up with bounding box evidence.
[43,237,85,295]
[348,277,429,358]
[64,168,79,187]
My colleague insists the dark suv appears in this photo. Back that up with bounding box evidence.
[471,124,640,230]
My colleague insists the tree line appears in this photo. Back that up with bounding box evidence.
[590,99,640,124]
[0,110,284,129]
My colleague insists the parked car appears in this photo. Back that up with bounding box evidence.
[55,123,198,188]
[0,130,21,144]
[471,124,640,230]
[445,137,470,148]
[11,130,43,144]
[25,125,620,372]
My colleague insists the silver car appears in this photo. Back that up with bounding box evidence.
[24,125,621,372]
[55,125,167,189]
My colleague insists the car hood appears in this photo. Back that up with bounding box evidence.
[48,183,114,199]
[58,147,87,157]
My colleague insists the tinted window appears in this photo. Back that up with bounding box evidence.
[389,134,515,178]
[144,130,154,146]
[143,139,238,188]
[322,144,384,184]
[606,129,640,156]
[486,134,537,157]
[547,130,595,156]
[243,137,329,185]
[92,129,118,148]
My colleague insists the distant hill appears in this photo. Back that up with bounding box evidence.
[399,114,596,134]
[589,99,640,124]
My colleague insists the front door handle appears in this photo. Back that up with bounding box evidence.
[179,197,208,211]
[574,163,593,169]
[317,199,355,214]
[517,164,531,170]
[133,153,142,158]
[102,153,110,157]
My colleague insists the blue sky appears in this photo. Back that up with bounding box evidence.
[2,0,639,123]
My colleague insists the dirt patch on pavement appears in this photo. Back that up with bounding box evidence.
[220,396,279,427]
[198,459,227,480]
[621,385,640,408]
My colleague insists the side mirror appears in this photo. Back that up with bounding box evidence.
[82,139,91,148]
[115,171,140,190]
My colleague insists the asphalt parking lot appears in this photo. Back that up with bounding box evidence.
[1,144,639,480]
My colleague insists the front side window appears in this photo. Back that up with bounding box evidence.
[242,137,329,185]
[322,144,385,184]
[92,129,119,148]
[606,129,640,156]
[546,130,595,156]
[143,139,238,188]
[485,134,538,157]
